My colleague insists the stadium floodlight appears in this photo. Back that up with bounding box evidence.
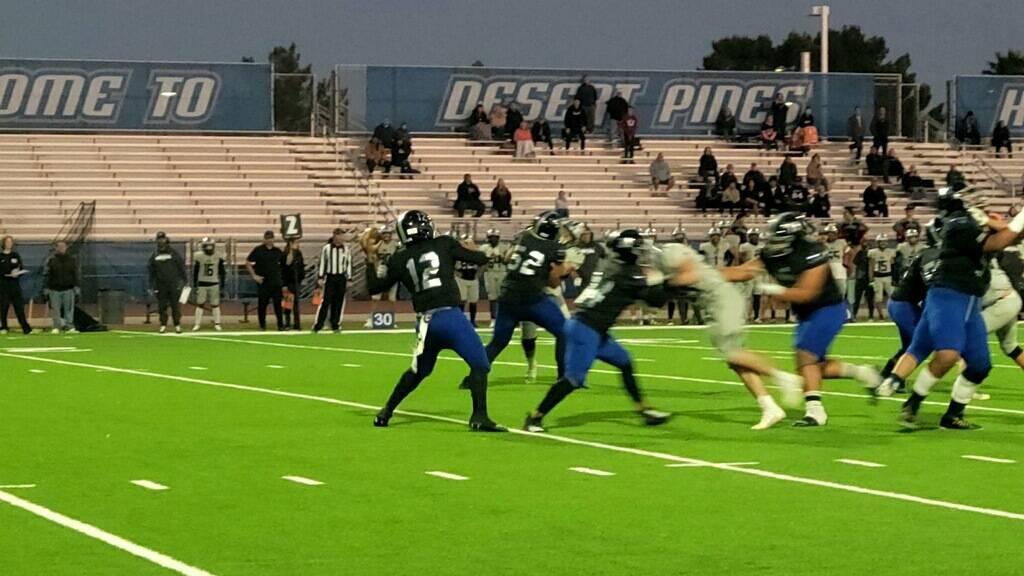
[809,5,830,74]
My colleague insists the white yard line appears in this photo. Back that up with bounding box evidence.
[962,455,1017,464]
[281,475,324,486]
[0,484,36,489]
[569,467,615,477]
[341,363,363,368]
[666,462,760,468]
[425,471,469,481]
[836,459,887,468]
[4,347,86,353]
[5,352,1024,523]
[130,480,169,491]
[265,365,285,369]
[0,489,213,576]
[188,366,208,371]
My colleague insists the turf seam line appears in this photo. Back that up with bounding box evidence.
[6,351,1024,523]
[0,489,214,575]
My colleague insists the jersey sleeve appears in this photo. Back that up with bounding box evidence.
[449,236,488,265]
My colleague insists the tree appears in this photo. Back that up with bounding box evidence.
[703,26,929,136]
[984,51,1024,75]
[269,44,313,133]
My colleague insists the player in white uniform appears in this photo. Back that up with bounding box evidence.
[455,233,482,326]
[735,229,760,320]
[657,242,803,429]
[821,224,848,299]
[867,234,896,320]
[631,227,659,324]
[192,237,225,331]
[896,228,924,278]
[479,229,510,328]
[698,227,731,267]
[364,227,399,327]
[982,259,1024,374]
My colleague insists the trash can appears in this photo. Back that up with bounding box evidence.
[97,289,125,326]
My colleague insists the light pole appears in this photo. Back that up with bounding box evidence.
[810,5,830,73]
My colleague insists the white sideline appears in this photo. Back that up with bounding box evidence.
[282,475,324,486]
[962,455,1017,464]
[181,334,1024,417]
[4,352,1024,522]
[130,480,169,491]
[836,459,887,468]
[569,467,615,477]
[0,489,213,576]
[425,471,468,481]
[0,484,36,489]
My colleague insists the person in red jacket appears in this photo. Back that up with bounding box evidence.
[621,107,639,162]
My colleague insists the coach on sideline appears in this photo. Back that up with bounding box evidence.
[313,228,352,333]
[149,231,186,334]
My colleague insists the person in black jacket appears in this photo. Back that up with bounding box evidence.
[562,99,587,151]
[715,107,737,139]
[848,106,865,160]
[491,179,513,217]
[870,107,889,155]
[770,93,789,147]
[575,75,598,132]
[532,118,553,151]
[808,185,831,218]
[0,235,32,334]
[454,174,485,217]
[43,240,79,333]
[282,238,306,330]
[505,103,524,143]
[993,120,1013,158]
[372,120,396,149]
[862,179,889,217]
[148,231,187,334]
[605,91,629,145]
[698,147,718,182]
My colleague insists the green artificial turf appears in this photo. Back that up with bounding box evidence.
[2,323,1024,575]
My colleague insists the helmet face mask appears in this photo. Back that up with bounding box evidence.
[608,228,646,264]
[396,210,435,244]
[533,211,562,240]
[906,229,920,243]
[200,237,215,255]
[935,187,964,215]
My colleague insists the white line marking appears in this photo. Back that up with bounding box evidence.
[130,480,169,491]
[188,366,208,371]
[0,484,35,489]
[836,458,887,468]
[569,467,615,476]
[28,369,45,374]
[7,352,1024,522]
[425,471,469,481]
[282,475,323,486]
[666,461,760,468]
[4,347,84,353]
[962,455,1017,464]
[265,364,285,369]
[341,363,362,368]
[0,489,213,575]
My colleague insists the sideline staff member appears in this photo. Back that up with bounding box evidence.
[246,230,285,331]
[314,228,352,333]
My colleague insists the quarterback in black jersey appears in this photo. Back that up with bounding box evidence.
[725,213,880,427]
[363,210,504,432]
[878,189,1024,430]
[524,229,674,433]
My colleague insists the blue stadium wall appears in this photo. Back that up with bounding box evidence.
[347,65,877,137]
[955,75,1024,138]
[0,59,272,131]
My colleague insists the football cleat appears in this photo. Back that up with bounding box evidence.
[159,326,166,334]
[523,413,546,433]
[875,376,897,398]
[640,409,672,426]
[939,415,981,430]
[214,324,222,332]
[192,325,201,332]
[972,391,991,401]
[898,404,920,430]
[373,410,392,427]
[751,407,786,431]
[175,326,182,334]
[792,415,824,427]
[469,416,506,432]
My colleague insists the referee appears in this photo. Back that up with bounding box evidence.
[313,228,352,333]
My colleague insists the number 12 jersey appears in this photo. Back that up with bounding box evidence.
[367,236,488,313]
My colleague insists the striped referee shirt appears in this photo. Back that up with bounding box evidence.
[318,242,352,278]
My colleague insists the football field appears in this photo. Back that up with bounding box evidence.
[3,323,1024,575]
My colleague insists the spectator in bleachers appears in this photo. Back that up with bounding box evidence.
[43,240,78,334]
[505,104,524,143]
[883,148,904,183]
[605,91,629,145]
[770,93,789,148]
[532,118,554,151]
[513,122,536,159]
[575,76,598,132]
[900,165,933,199]
[489,103,508,139]
[149,231,186,334]
[993,120,1013,158]
[696,177,717,216]
[742,163,765,193]
[562,99,587,151]
[760,116,777,149]
[808,184,831,218]
[364,137,390,174]
[622,106,639,161]
[848,106,865,160]
[467,104,490,141]
[246,231,285,331]
[698,147,718,181]
[719,163,738,192]
[892,204,921,242]
[387,137,415,177]
[805,153,828,190]
[714,106,736,140]
[862,178,889,217]
[754,175,777,216]
[870,107,890,155]
[798,107,815,128]
[491,179,513,217]
[946,165,967,192]
[788,180,811,213]
[649,153,675,191]
[454,174,485,217]
[865,146,884,176]
[372,119,396,149]
[778,155,798,188]
[0,235,32,334]
[959,110,981,145]
[720,181,741,215]
[395,122,410,144]
[768,176,788,214]
[555,190,570,218]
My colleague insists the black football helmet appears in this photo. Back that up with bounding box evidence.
[925,217,944,247]
[936,187,965,215]
[396,210,434,244]
[764,212,808,257]
[608,228,645,264]
[532,210,562,240]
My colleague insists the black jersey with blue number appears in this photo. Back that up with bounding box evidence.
[761,238,843,319]
[575,260,668,334]
[933,210,990,296]
[499,231,565,305]
[891,246,940,304]
[367,236,487,313]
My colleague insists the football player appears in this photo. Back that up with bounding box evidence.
[895,228,924,279]
[867,234,896,320]
[726,212,880,427]
[875,189,1024,429]
[455,233,482,326]
[480,229,509,327]
[523,229,673,432]
[192,237,225,331]
[363,210,502,431]
[364,227,398,328]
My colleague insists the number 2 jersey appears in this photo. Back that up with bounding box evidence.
[575,259,668,334]
[499,232,565,305]
[366,236,488,313]
[761,237,844,319]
